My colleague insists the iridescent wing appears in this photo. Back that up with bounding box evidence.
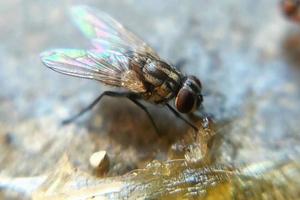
[40,6,163,93]
[70,5,160,58]
[40,49,147,93]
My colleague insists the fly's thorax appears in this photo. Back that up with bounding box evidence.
[143,60,181,89]
[175,75,203,113]
[139,59,181,103]
[127,52,183,103]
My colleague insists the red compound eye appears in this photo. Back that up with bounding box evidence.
[175,88,196,113]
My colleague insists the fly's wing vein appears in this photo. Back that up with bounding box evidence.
[40,49,146,92]
[41,6,167,93]
[70,5,160,59]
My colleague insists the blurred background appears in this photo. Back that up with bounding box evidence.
[0,0,300,199]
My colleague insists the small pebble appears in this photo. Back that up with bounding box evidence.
[89,151,109,175]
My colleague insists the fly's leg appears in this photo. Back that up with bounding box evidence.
[62,91,130,125]
[62,91,160,135]
[166,103,198,131]
[127,97,160,135]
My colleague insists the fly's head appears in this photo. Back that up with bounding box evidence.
[175,75,203,113]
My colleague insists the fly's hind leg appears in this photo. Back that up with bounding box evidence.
[62,91,160,135]
[62,91,130,125]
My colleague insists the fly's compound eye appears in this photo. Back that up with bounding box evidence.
[175,88,197,113]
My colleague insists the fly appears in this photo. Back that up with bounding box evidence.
[40,6,203,134]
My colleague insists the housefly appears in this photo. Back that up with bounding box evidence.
[41,6,203,133]
[281,0,300,22]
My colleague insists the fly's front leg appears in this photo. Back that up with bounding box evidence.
[165,103,198,131]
